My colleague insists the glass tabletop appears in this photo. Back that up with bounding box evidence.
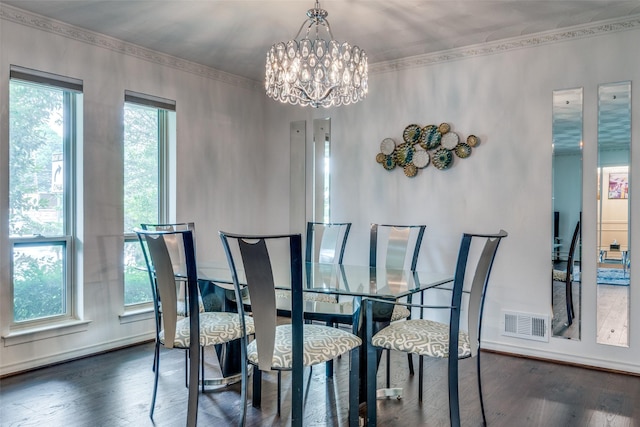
[198,262,453,299]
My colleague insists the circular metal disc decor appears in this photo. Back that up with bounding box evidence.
[382,155,396,170]
[455,143,472,158]
[412,147,430,168]
[403,124,422,143]
[404,164,417,177]
[380,138,396,155]
[377,123,479,177]
[432,148,453,170]
[467,134,479,147]
[441,131,459,150]
[394,142,414,167]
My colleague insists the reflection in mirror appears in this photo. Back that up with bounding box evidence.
[313,118,331,222]
[290,121,306,232]
[552,88,583,340]
[597,81,631,347]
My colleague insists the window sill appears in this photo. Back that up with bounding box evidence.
[2,319,92,347]
[119,307,154,324]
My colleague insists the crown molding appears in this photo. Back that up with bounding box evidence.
[0,3,262,91]
[370,14,640,75]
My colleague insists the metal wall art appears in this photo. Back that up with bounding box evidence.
[376,123,479,177]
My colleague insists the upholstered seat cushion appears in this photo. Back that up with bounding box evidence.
[247,324,361,369]
[341,301,410,322]
[160,312,254,348]
[228,289,338,306]
[372,319,471,359]
[275,289,338,303]
[552,269,569,281]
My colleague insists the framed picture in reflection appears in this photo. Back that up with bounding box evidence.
[608,173,628,199]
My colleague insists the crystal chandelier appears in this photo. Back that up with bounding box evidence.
[265,1,368,108]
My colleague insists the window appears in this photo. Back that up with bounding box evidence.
[9,67,82,325]
[123,91,175,306]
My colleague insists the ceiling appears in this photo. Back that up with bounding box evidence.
[4,0,640,83]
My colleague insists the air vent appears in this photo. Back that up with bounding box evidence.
[502,311,549,342]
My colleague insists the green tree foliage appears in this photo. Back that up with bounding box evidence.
[9,81,64,237]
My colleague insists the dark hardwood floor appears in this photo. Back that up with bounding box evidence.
[1,342,639,426]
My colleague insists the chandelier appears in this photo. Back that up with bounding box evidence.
[265,1,368,108]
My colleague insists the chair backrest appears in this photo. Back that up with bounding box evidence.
[305,222,351,264]
[141,223,196,274]
[452,230,507,358]
[370,224,426,270]
[219,232,304,372]
[140,222,203,315]
[136,228,199,349]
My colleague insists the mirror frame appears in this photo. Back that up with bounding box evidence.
[596,81,631,347]
[551,87,583,340]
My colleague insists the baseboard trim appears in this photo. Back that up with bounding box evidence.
[481,347,640,377]
[0,335,154,378]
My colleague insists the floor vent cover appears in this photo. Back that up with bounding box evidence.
[502,311,549,342]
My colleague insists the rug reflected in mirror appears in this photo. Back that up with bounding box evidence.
[573,268,630,286]
[596,268,630,286]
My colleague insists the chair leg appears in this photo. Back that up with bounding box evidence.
[418,355,424,402]
[477,352,487,426]
[185,349,189,388]
[407,353,414,375]
[239,353,248,427]
[149,342,160,419]
[366,340,378,427]
[349,347,360,427]
[448,355,461,427]
[252,368,262,409]
[277,371,282,416]
[385,350,391,388]
[201,346,205,393]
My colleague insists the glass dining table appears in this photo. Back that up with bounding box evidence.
[197,261,453,406]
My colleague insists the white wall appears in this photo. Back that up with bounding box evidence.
[1,5,639,376]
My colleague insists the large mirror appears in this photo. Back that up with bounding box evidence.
[290,120,306,232]
[597,81,631,347]
[551,88,583,340]
[313,118,331,222]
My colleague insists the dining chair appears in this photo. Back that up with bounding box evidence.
[364,230,508,427]
[305,221,351,264]
[552,220,580,326]
[219,231,361,427]
[140,222,205,375]
[140,223,205,316]
[136,228,254,422]
[370,223,426,384]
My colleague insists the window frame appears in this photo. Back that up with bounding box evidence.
[122,91,175,309]
[8,68,81,327]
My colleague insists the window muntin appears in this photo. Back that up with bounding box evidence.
[123,93,174,306]
[9,70,81,324]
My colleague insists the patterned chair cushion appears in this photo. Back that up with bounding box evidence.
[228,289,338,306]
[247,324,361,369]
[160,312,254,348]
[371,319,471,359]
[275,289,338,303]
[552,269,568,281]
[342,301,410,322]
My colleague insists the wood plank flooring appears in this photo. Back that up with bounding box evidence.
[1,342,639,426]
